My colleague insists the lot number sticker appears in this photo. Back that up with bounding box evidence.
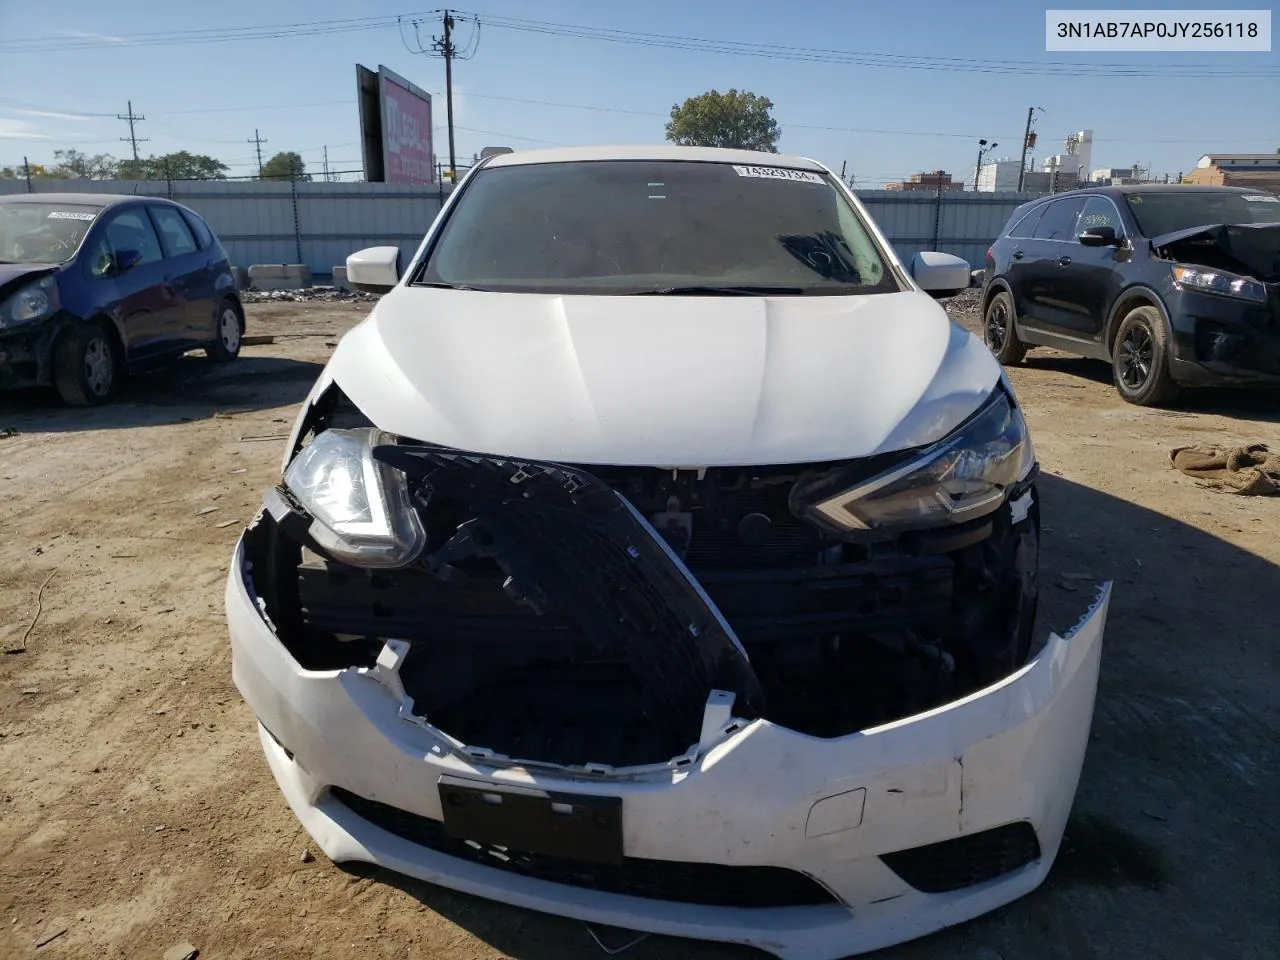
[1242,194,1279,202]
[732,165,824,183]
[47,211,97,221]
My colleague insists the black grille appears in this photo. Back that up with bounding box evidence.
[330,787,839,908]
[879,822,1041,893]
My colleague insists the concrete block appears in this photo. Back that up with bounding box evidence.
[331,265,351,292]
[248,263,313,291]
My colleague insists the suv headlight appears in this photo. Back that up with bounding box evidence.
[279,427,426,567]
[792,388,1034,537]
[1172,264,1265,303]
[0,274,60,330]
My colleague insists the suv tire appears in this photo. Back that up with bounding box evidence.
[983,290,1027,365]
[1112,305,1180,406]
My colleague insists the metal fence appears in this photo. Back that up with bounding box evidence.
[2,178,1038,278]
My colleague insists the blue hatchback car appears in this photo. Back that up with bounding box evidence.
[0,193,244,405]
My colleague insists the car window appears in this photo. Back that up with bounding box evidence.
[1075,197,1125,238]
[1032,198,1085,241]
[1007,206,1045,239]
[104,209,163,266]
[150,205,199,258]
[1124,191,1280,236]
[180,208,215,250]
[0,201,100,264]
[419,160,901,296]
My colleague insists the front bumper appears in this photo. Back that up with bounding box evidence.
[1168,287,1280,386]
[227,529,1110,959]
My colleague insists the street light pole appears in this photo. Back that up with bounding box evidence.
[974,140,998,192]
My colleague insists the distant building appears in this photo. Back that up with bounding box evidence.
[1022,170,1080,193]
[1089,167,1138,185]
[976,159,1024,192]
[1183,153,1280,192]
[1041,129,1094,181]
[885,170,964,192]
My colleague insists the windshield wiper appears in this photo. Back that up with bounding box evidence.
[635,285,806,296]
[416,281,483,291]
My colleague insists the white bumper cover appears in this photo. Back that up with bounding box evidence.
[227,537,1110,960]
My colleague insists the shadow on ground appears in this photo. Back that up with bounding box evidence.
[1022,355,1280,423]
[0,354,323,433]
[319,473,1278,960]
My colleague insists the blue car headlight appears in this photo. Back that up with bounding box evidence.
[0,274,60,330]
[792,388,1035,537]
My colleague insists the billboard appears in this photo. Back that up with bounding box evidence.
[356,64,434,184]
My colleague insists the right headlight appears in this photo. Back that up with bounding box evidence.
[791,387,1034,538]
[0,274,59,330]
[1172,264,1265,303]
[276,427,426,567]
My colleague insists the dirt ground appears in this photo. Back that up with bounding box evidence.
[1,297,1277,960]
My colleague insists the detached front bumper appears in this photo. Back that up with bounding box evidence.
[227,529,1110,960]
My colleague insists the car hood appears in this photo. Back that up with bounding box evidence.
[0,262,56,300]
[1150,222,1280,283]
[323,288,1001,466]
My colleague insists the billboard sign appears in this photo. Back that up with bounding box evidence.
[356,64,434,184]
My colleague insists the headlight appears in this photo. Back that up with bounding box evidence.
[792,388,1034,537]
[1172,264,1265,303]
[281,427,426,567]
[0,274,59,330]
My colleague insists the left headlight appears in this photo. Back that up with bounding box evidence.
[792,388,1034,537]
[0,274,60,330]
[278,427,426,568]
[1172,263,1265,303]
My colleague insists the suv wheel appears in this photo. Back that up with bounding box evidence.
[1112,305,1179,406]
[54,324,118,407]
[983,291,1027,365]
[205,300,243,362]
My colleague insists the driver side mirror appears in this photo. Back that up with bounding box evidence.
[1078,226,1121,247]
[111,248,143,275]
[346,246,401,294]
[910,251,970,299]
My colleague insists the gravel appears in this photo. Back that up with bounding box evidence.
[241,287,380,304]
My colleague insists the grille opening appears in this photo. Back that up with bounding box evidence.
[880,821,1042,893]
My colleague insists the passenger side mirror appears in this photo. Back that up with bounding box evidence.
[910,251,970,299]
[346,246,401,294]
[1078,226,1120,247]
[112,248,143,275]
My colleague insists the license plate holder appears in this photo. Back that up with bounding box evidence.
[438,775,623,865]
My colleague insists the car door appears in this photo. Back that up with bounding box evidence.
[1000,204,1046,322]
[1053,195,1130,341]
[147,204,211,343]
[92,206,178,358]
[1020,196,1085,332]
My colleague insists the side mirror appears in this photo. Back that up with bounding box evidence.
[1078,226,1120,247]
[346,246,401,293]
[910,251,970,299]
[112,248,143,275]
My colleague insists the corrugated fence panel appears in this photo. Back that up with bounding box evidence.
[2,179,1046,277]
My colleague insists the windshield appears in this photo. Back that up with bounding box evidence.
[418,160,900,296]
[1125,191,1280,237]
[0,202,101,264]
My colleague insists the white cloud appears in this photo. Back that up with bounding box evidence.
[62,29,126,43]
[0,118,51,140]
[13,108,96,122]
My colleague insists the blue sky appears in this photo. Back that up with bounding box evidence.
[1,0,1276,184]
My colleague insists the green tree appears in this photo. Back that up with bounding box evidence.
[259,151,310,181]
[119,151,229,181]
[665,89,780,153]
[50,148,119,179]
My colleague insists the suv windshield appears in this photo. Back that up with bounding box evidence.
[1124,191,1280,237]
[418,160,900,295]
[0,201,101,264]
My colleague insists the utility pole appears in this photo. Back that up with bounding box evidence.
[248,129,268,177]
[323,145,330,182]
[432,10,458,180]
[23,156,32,193]
[1017,107,1043,193]
[117,100,147,161]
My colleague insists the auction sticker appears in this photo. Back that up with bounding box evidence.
[732,165,823,183]
[47,211,97,221]
[1242,194,1279,202]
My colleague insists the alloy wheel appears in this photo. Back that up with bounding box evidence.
[985,301,1007,351]
[1119,324,1154,389]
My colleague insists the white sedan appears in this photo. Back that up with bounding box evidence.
[225,145,1110,959]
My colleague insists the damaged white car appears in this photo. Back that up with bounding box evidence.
[226,146,1111,959]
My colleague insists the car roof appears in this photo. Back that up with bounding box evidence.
[482,144,827,172]
[1040,183,1269,199]
[0,193,180,208]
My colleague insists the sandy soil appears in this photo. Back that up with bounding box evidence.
[1,298,1276,960]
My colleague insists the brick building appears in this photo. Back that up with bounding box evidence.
[1183,154,1280,192]
[885,170,965,192]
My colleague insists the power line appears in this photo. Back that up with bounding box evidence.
[116,100,147,160]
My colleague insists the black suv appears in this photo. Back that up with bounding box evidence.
[981,184,1279,405]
